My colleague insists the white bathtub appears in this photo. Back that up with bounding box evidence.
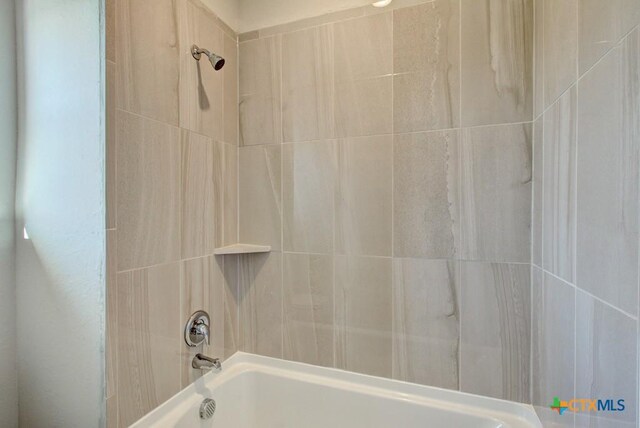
[131,352,542,428]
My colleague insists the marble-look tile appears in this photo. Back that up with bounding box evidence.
[214,141,238,247]
[531,268,575,427]
[223,35,239,146]
[392,259,459,390]
[283,253,334,367]
[542,87,576,282]
[222,255,239,359]
[575,290,637,427]
[460,124,532,263]
[335,136,392,257]
[239,36,281,146]
[179,0,224,141]
[334,76,393,138]
[532,118,543,267]
[106,61,116,229]
[116,0,180,125]
[181,130,215,259]
[393,1,460,132]
[282,26,334,143]
[394,130,459,259]
[283,140,336,253]
[461,0,533,126]
[180,256,225,388]
[117,263,181,427]
[335,256,393,378]
[106,395,117,428]
[106,0,115,62]
[236,253,283,358]
[460,262,530,403]
[106,230,117,399]
[533,0,544,117]
[543,0,577,107]
[576,34,639,316]
[334,12,392,82]
[116,111,180,271]
[239,145,282,250]
[578,0,640,75]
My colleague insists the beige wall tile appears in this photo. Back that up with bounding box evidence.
[576,34,639,316]
[283,253,334,367]
[460,262,530,403]
[282,26,334,142]
[222,255,239,359]
[179,0,224,140]
[531,269,575,427]
[106,395,117,428]
[392,259,459,390]
[106,230,117,399]
[335,255,392,378]
[575,291,637,427]
[461,0,533,126]
[283,140,336,253]
[542,0,577,107]
[106,0,115,62]
[532,118,543,267]
[239,145,282,250]
[393,0,460,132]
[394,130,459,259]
[224,35,239,146]
[116,0,180,125]
[116,111,180,271]
[334,12,392,82]
[180,256,225,388]
[460,124,532,263]
[542,87,576,282]
[181,130,215,259]
[533,0,544,118]
[237,253,283,358]
[335,76,392,138]
[335,136,392,257]
[214,142,238,247]
[578,0,640,75]
[239,36,282,146]
[117,263,181,427]
[106,61,116,229]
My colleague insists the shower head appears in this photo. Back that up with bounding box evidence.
[191,45,225,71]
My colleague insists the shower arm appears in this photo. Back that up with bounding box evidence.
[191,45,211,61]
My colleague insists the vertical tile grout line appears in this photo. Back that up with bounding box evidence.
[390,7,395,379]
[573,0,579,416]
[235,35,240,356]
[331,20,338,370]
[279,32,285,358]
[458,0,463,393]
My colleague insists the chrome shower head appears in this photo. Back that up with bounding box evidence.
[191,45,225,71]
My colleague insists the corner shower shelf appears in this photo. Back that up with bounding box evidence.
[213,244,272,255]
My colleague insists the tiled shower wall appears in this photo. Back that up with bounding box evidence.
[236,0,533,404]
[105,0,239,426]
[531,1,640,427]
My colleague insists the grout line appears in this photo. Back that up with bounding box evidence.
[542,268,638,321]
[279,31,285,359]
[457,0,463,392]
[573,0,579,406]
[114,107,238,147]
[278,120,536,145]
[390,6,395,378]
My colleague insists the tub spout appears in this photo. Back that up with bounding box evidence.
[192,353,221,372]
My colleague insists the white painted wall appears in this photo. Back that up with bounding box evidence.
[201,0,241,30]
[238,0,373,32]
[14,0,105,426]
[0,0,18,425]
